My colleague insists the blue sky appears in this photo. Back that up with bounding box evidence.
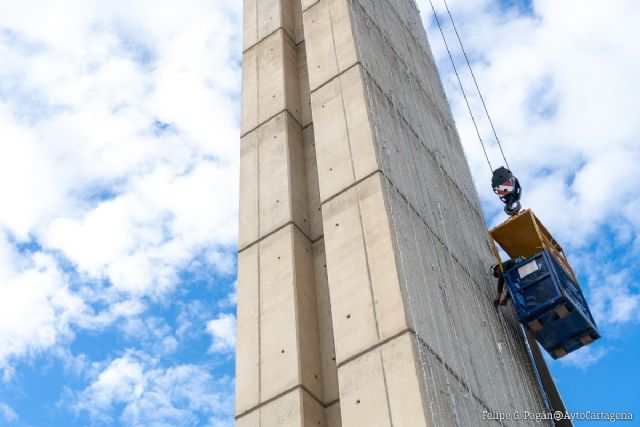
[0,0,638,426]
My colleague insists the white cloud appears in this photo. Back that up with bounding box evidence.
[586,267,640,327]
[78,354,146,416]
[0,242,86,368]
[55,348,99,380]
[557,345,609,370]
[206,314,236,353]
[74,351,233,426]
[0,0,241,367]
[217,281,238,309]
[120,316,179,356]
[0,401,18,423]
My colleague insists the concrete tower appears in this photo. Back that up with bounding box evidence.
[236,0,565,425]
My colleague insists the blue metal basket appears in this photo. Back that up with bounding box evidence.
[504,250,601,359]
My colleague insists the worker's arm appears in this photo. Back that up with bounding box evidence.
[493,275,505,307]
[500,290,511,306]
[498,261,514,306]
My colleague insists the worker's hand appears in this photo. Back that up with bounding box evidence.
[492,295,501,307]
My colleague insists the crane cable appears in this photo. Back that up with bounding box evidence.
[441,0,510,170]
[426,0,511,172]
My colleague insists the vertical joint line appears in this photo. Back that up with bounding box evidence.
[380,352,395,427]
[256,116,262,409]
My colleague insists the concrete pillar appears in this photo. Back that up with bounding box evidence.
[237,0,340,425]
[238,0,563,425]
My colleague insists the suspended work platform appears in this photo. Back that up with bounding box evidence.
[489,210,601,358]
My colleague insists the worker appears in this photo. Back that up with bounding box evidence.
[491,259,519,307]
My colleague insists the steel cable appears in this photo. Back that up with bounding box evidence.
[425,0,494,173]
[441,0,510,170]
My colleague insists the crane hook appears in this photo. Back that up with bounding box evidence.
[491,166,522,216]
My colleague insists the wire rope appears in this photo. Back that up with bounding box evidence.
[425,0,493,173]
[440,0,510,170]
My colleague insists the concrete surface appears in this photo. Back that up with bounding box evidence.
[237,0,561,425]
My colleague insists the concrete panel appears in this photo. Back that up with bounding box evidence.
[380,333,430,427]
[293,0,305,44]
[338,349,391,427]
[396,193,482,394]
[413,342,460,427]
[297,42,313,127]
[238,112,310,250]
[303,0,358,91]
[258,0,283,41]
[358,174,407,340]
[438,242,497,403]
[304,126,324,241]
[257,113,290,240]
[273,0,295,43]
[259,227,300,401]
[283,31,303,124]
[289,117,311,237]
[236,409,260,427]
[243,0,258,51]
[311,65,378,202]
[334,333,430,427]
[366,76,492,274]
[381,177,475,403]
[261,389,303,427]
[241,46,258,135]
[322,183,378,363]
[322,174,409,363]
[384,182,454,364]
[325,402,342,427]
[350,0,438,109]
[293,228,324,401]
[416,343,529,426]
[310,75,354,202]
[258,31,289,127]
[242,30,302,135]
[302,391,327,426]
[339,66,378,188]
[413,340,492,427]
[243,0,295,51]
[302,0,319,12]
[254,389,327,427]
[364,73,446,219]
[239,130,259,249]
[235,245,260,415]
[313,239,339,403]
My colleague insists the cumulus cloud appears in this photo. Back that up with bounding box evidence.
[206,313,236,353]
[0,243,85,368]
[120,316,179,356]
[557,345,610,370]
[217,281,238,310]
[0,0,241,367]
[73,351,233,426]
[0,401,18,423]
[587,267,640,326]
